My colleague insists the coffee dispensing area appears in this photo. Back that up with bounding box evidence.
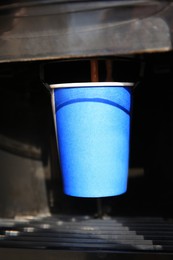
[1,1,173,259]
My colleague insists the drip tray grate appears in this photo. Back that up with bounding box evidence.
[1,216,173,253]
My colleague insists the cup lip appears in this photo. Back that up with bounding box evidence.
[50,82,133,89]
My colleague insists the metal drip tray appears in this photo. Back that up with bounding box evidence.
[1,216,173,253]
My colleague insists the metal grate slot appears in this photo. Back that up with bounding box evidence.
[1,216,173,253]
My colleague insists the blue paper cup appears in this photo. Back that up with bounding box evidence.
[50,82,132,197]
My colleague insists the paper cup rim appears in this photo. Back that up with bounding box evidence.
[50,82,133,89]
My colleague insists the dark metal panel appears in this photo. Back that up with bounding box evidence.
[0,149,50,217]
[0,1,172,62]
[0,248,171,260]
[0,66,52,217]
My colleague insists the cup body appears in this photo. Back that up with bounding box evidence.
[51,82,132,197]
